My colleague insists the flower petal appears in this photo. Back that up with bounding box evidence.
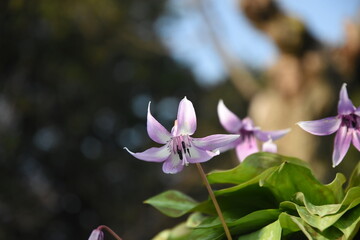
[192,134,240,151]
[254,128,290,142]
[162,155,184,174]
[338,83,356,115]
[352,130,360,151]
[235,135,259,162]
[297,117,341,136]
[332,125,352,167]
[124,146,169,162]
[187,146,219,164]
[242,117,256,131]
[176,97,197,135]
[217,100,242,133]
[262,139,277,153]
[147,102,172,144]
[355,106,360,116]
[88,230,104,240]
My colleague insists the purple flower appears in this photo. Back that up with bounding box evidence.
[297,83,360,167]
[88,229,104,240]
[217,100,290,161]
[125,97,240,174]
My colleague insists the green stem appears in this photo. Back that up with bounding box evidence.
[195,163,232,240]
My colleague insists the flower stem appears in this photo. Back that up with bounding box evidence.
[97,225,123,240]
[195,163,232,240]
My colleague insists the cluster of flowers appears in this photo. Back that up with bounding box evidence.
[89,83,360,239]
[125,83,359,173]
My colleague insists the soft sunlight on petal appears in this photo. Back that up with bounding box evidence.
[187,147,219,163]
[235,135,259,162]
[352,130,360,151]
[176,97,197,135]
[124,146,169,162]
[338,83,356,115]
[147,102,172,144]
[162,155,183,174]
[88,230,104,240]
[192,134,240,151]
[297,117,341,136]
[254,129,290,142]
[262,139,277,153]
[217,100,242,133]
[332,125,352,167]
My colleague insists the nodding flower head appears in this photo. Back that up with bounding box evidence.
[125,97,240,174]
[88,229,104,240]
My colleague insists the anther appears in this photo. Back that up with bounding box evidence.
[181,141,186,152]
[177,146,183,160]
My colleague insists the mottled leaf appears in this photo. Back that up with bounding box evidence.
[145,190,198,217]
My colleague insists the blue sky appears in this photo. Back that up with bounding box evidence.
[156,0,360,86]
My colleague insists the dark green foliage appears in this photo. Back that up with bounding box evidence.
[147,153,360,239]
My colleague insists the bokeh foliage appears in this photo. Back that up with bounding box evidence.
[0,0,207,239]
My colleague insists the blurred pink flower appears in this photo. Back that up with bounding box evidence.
[217,100,290,161]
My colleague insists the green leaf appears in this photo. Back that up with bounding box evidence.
[261,162,337,205]
[145,190,198,218]
[294,188,360,231]
[295,192,342,217]
[228,209,281,235]
[278,213,301,237]
[334,205,360,240]
[326,173,346,203]
[194,209,280,233]
[287,214,314,240]
[186,213,206,228]
[187,227,225,240]
[294,186,360,218]
[152,223,190,240]
[207,152,309,185]
[279,188,360,233]
[347,161,360,191]
[282,214,343,240]
[194,183,278,219]
[237,220,282,240]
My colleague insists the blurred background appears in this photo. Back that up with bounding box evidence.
[1,0,360,239]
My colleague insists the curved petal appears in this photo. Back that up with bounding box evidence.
[338,83,355,115]
[235,135,259,162]
[262,139,277,153]
[124,146,169,162]
[217,100,242,133]
[297,116,341,136]
[352,130,360,151]
[147,102,172,144]
[332,125,352,167]
[162,155,183,174]
[242,117,255,131]
[355,106,360,116]
[176,97,197,135]
[192,134,240,151]
[254,128,290,142]
[187,146,219,164]
[88,229,104,240]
